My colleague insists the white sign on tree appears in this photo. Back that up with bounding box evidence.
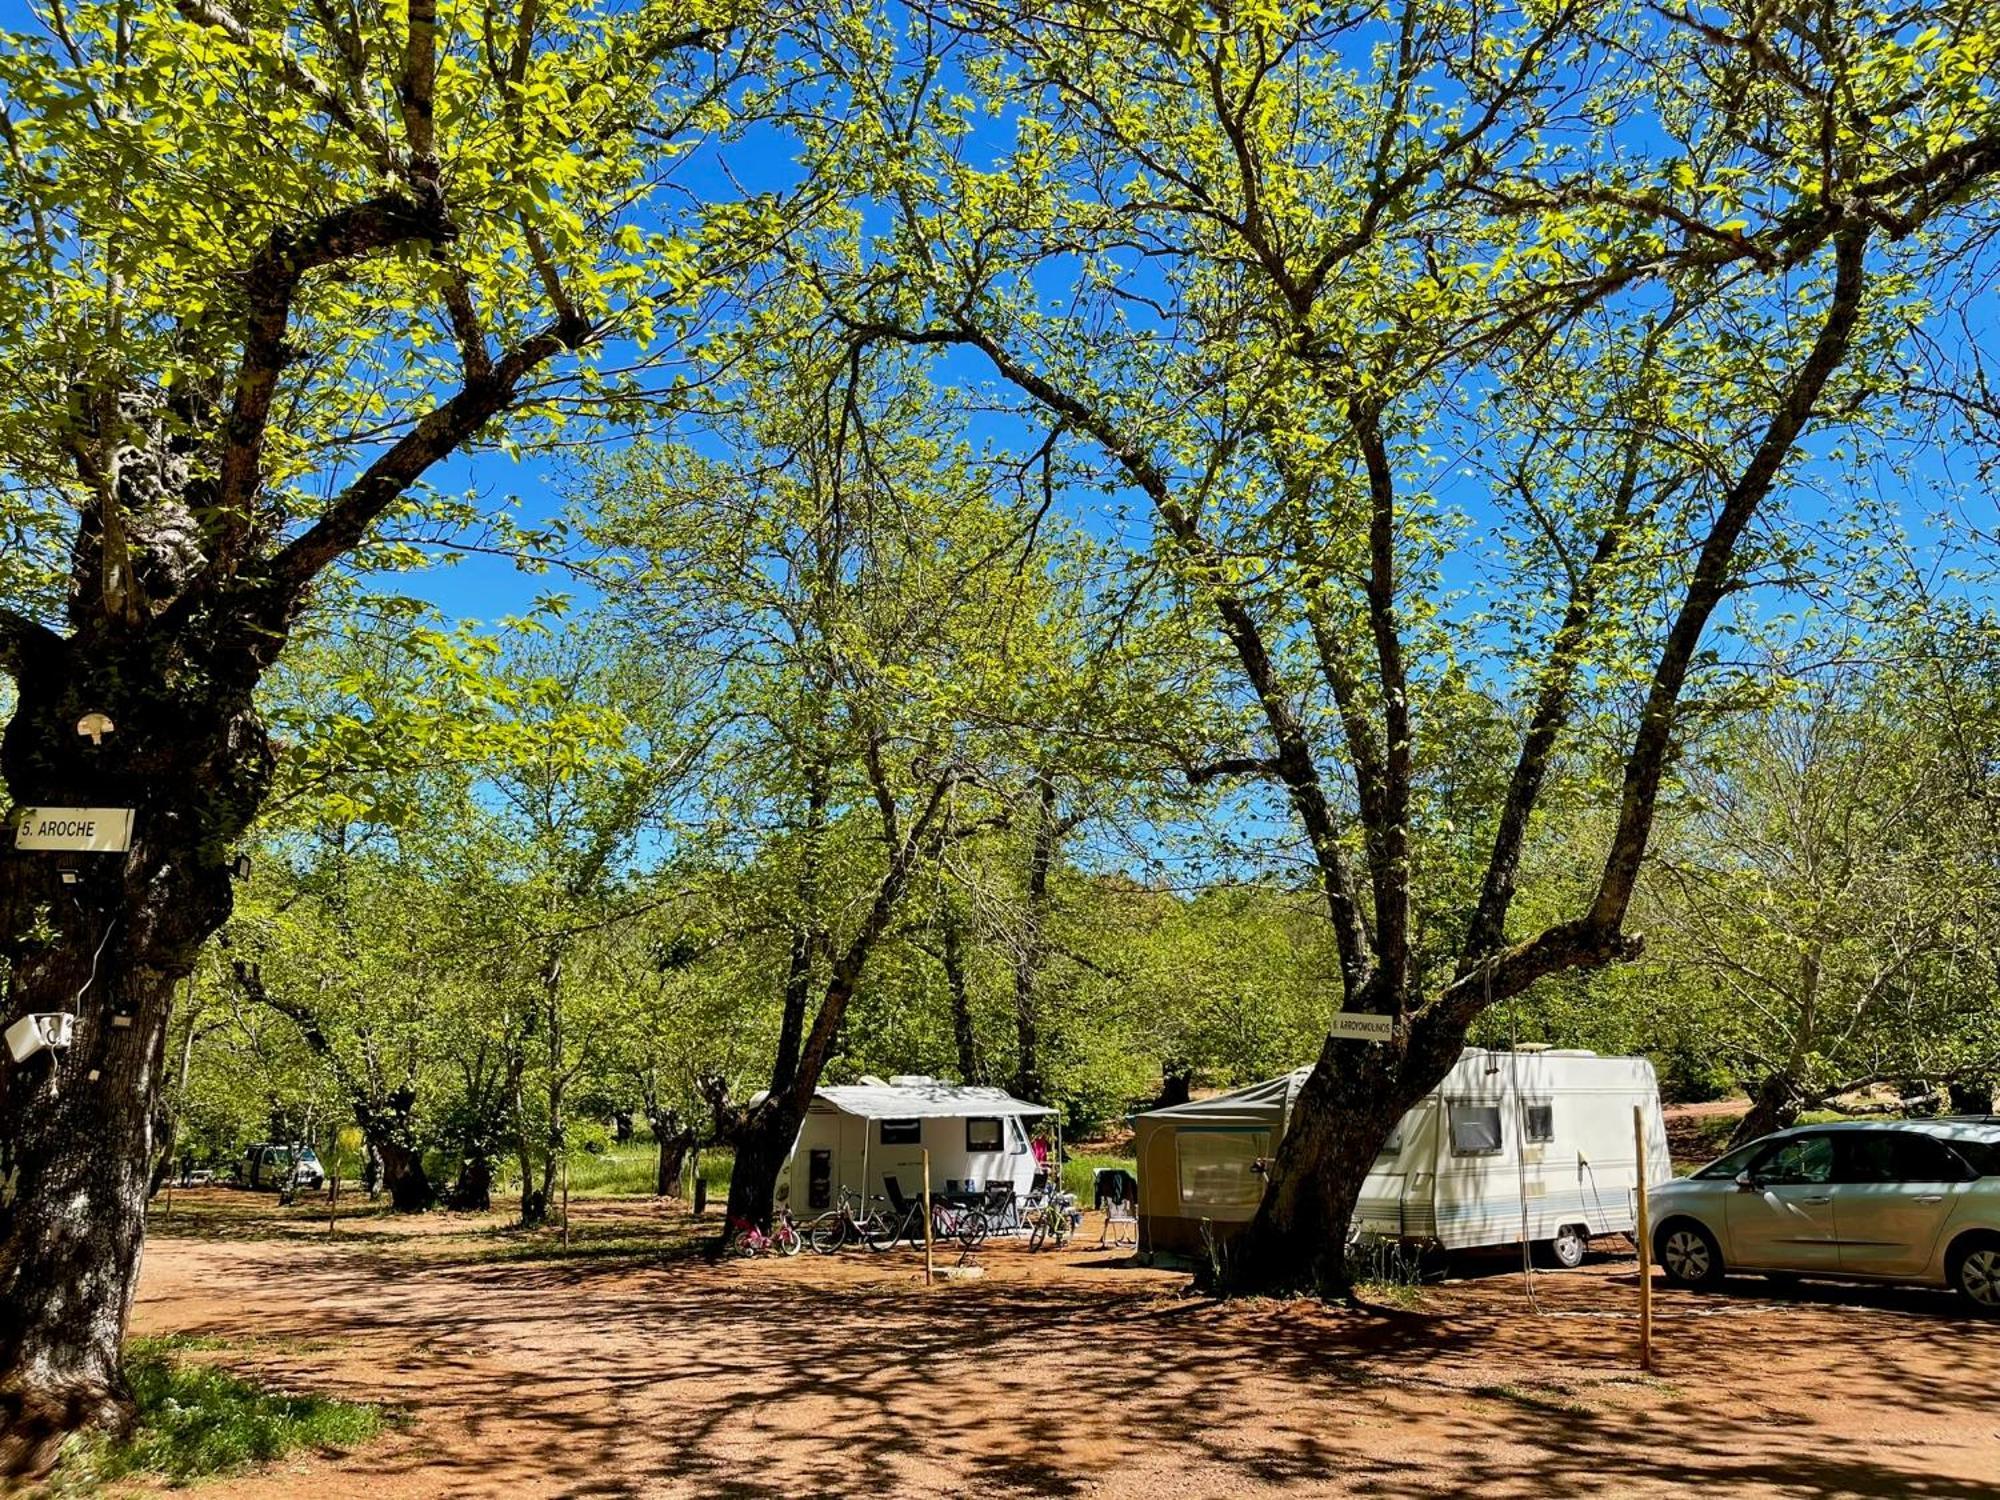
[1328,1012,1394,1043]
[13,807,136,854]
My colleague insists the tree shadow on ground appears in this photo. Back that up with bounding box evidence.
[135,1212,2000,1500]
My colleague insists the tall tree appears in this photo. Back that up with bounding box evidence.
[589,330,1100,1230]
[805,0,2000,1291]
[0,0,773,1459]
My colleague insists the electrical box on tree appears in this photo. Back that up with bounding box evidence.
[5,1012,76,1063]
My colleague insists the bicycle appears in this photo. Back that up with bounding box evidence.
[930,1199,990,1249]
[808,1187,891,1254]
[1026,1189,1081,1251]
[872,1193,951,1251]
[729,1208,803,1258]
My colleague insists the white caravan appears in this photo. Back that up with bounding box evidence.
[1133,1048,1671,1266]
[778,1075,1053,1215]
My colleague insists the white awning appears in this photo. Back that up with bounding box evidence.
[812,1077,1054,1120]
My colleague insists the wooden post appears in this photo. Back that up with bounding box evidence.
[922,1148,935,1287]
[328,1154,340,1238]
[561,1149,572,1251]
[1634,1104,1653,1373]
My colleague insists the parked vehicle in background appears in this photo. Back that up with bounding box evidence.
[236,1143,327,1193]
[1650,1120,2000,1313]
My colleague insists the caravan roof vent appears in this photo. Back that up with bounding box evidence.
[856,1074,890,1088]
[888,1074,937,1088]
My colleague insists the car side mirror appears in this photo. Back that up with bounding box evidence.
[1734,1170,1761,1192]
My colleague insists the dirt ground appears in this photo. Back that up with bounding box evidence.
[121,1191,2000,1499]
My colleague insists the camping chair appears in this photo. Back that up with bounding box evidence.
[1099,1195,1137,1249]
[983,1182,1020,1232]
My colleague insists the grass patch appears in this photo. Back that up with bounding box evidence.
[1354,1279,1427,1312]
[541,1142,733,1201]
[49,1338,387,1492]
[1469,1381,1594,1417]
[1060,1150,1132,1200]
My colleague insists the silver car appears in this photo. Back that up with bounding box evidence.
[1649,1119,2000,1313]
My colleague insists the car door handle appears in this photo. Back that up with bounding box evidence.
[1801,1195,1832,1205]
[1915,1194,1945,1205]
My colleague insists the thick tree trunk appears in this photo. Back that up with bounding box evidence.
[1729,1074,1801,1147]
[648,1109,692,1198]
[0,635,271,1472]
[448,1154,493,1213]
[1219,1018,1441,1297]
[377,1135,434,1214]
[720,1100,802,1234]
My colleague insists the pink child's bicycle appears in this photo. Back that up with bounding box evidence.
[730,1209,803,1258]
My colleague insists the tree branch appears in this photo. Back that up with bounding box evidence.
[171,0,397,173]
[211,192,459,571]
[246,314,592,628]
[1586,227,1872,934]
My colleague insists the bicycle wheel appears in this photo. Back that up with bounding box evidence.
[955,1208,989,1249]
[773,1222,804,1257]
[1029,1218,1049,1252]
[861,1212,896,1252]
[808,1213,846,1254]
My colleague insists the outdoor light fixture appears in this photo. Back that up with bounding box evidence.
[75,713,115,746]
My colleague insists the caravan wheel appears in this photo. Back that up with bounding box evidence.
[1546,1225,1588,1270]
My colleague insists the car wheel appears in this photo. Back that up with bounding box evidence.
[1949,1235,2000,1316]
[1544,1224,1589,1270]
[1657,1220,1725,1290]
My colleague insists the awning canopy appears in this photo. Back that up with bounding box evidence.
[1133,1068,1312,1128]
[812,1076,1054,1120]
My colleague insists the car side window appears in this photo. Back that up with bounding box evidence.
[1835,1134,1901,1184]
[1754,1135,1834,1185]
[1893,1133,1975,1183]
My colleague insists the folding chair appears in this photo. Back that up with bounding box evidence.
[1099,1195,1137,1248]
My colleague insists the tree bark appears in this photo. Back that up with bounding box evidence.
[940,890,980,1084]
[447,1153,493,1212]
[369,1097,435,1213]
[0,633,272,1471]
[770,764,829,1097]
[647,1107,693,1198]
[721,1101,801,1235]
[1729,1074,1802,1147]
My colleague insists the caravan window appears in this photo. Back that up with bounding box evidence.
[1447,1101,1504,1156]
[1007,1117,1030,1155]
[1175,1130,1272,1208]
[880,1119,921,1146]
[966,1117,1004,1152]
[1523,1102,1555,1144]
